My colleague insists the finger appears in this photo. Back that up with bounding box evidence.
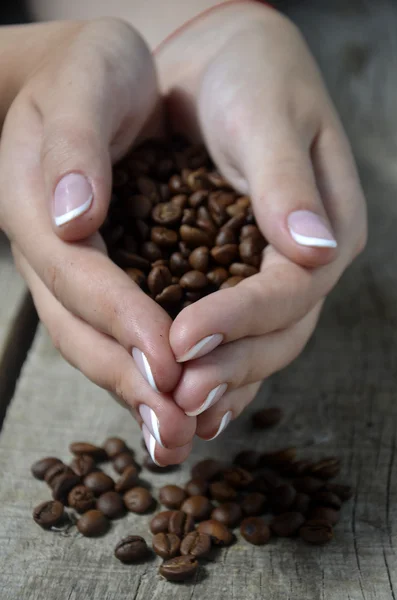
[33,19,158,241]
[14,246,195,450]
[141,425,193,467]
[173,302,322,416]
[195,382,261,441]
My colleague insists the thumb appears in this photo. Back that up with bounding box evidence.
[36,19,159,243]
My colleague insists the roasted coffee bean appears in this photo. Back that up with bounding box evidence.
[211,503,242,528]
[156,284,183,306]
[103,224,125,247]
[181,496,213,521]
[300,519,333,544]
[197,520,235,546]
[220,276,243,289]
[293,476,324,495]
[112,169,129,187]
[312,491,342,510]
[159,555,198,582]
[179,270,208,291]
[148,265,172,296]
[96,491,126,519]
[309,457,341,480]
[83,472,114,496]
[168,511,195,537]
[112,249,151,271]
[151,227,178,247]
[152,532,181,559]
[133,220,150,242]
[206,267,229,287]
[156,158,174,180]
[223,467,253,489]
[33,500,64,528]
[126,194,152,219]
[69,442,107,462]
[178,240,191,258]
[240,517,271,545]
[169,252,190,276]
[189,190,208,208]
[137,176,160,203]
[77,510,110,537]
[196,208,218,236]
[180,225,212,248]
[241,493,267,516]
[270,512,305,537]
[259,447,297,469]
[252,407,283,429]
[292,493,311,516]
[169,174,189,194]
[251,469,282,493]
[323,483,353,502]
[215,229,236,246]
[208,191,235,224]
[189,247,210,272]
[191,459,224,481]
[282,460,313,478]
[113,452,138,474]
[309,506,340,525]
[152,202,182,226]
[115,465,139,493]
[103,437,127,459]
[70,455,96,477]
[171,194,188,209]
[211,244,238,266]
[240,224,261,240]
[181,531,211,558]
[207,171,230,188]
[159,485,187,509]
[186,168,210,191]
[52,473,81,503]
[233,450,260,471]
[150,511,174,534]
[270,484,297,514]
[209,481,237,503]
[115,535,150,563]
[31,457,62,480]
[44,463,74,486]
[229,263,258,278]
[68,485,96,513]
[124,487,154,513]
[185,479,209,497]
[182,208,196,226]
[140,241,163,262]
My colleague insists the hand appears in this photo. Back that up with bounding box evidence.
[0,19,195,465]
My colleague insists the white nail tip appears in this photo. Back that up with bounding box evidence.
[133,348,159,392]
[149,433,161,466]
[185,383,228,417]
[150,409,164,448]
[177,334,224,363]
[54,195,93,227]
[289,229,337,248]
[207,411,232,440]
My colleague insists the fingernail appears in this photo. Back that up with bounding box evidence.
[142,424,162,466]
[139,404,164,447]
[206,411,232,440]
[132,348,158,392]
[288,210,337,248]
[185,383,228,417]
[53,173,93,227]
[177,334,224,363]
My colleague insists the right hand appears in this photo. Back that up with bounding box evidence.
[0,19,195,465]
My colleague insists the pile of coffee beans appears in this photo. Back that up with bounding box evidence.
[101,136,267,317]
[31,429,353,583]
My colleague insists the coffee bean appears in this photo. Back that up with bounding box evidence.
[240,517,271,545]
[309,507,340,525]
[77,510,110,537]
[150,511,174,534]
[252,407,283,429]
[137,176,160,203]
[309,457,341,480]
[221,213,246,232]
[156,284,183,307]
[270,484,297,514]
[33,500,64,528]
[239,240,262,267]
[181,532,211,558]
[115,535,150,563]
[68,485,96,513]
[179,240,192,258]
[209,191,235,224]
[123,487,154,513]
[180,271,208,291]
[44,463,74,486]
[96,491,126,519]
[312,491,342,510]
[211,244,238,266]
[197,520,235,546]
[189,247,210,272]
[300,519,333,544]
[223,467,253,489]
[83,472,114,496]
[168,511,195,537]
[282,460,313,478]
[152,532,181,559]
[151,227,178,247]
[292,493,311,516]
[251,469,282,493]
[270,512,305,537]
[207,171,231,189]
[126,194,152,219]
[115,465,139,493]
[148,265,172,296]
[241,493,267,516]
[31,457,62,480]
[112,250,151,271]
[189,190,208,208]
[169,252,190,276]
[240,225,261,240]
[181,496,213,521]
[196,207,218,236]
[152,202,182,226]
[182,208,196,226]
[171,194,188,209]
[229,263,258,278]
[220,276,243,289]
[70,455,96,477]
[209,481,237,503]
[169,174,189,194]
[133,220,150,242]
[113,452,138,474]
[186,168,210,191]
[103,437,127,459]
[185,479,209,497]
[259,447,297,470]
[293,476,324,495]
[206,267,229,287]
[191,459,224,481]
[159,555,198,582]
[215,229,236,246]
[233,450,260,471]
[140,241,163,262]
[324,483,353,502]
[159,485,187,509]
[180,225,213,248]
[211,503,242,528]
[69,442,107,462]
[52,473,81,503]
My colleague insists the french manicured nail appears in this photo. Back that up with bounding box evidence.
[142,424,162,466]
[139,404,164,447]
[185,383,228,417]
[53,173,93,226]
[288,210,337,248]
[207,411,232,440]
[177,334,224,363]
[132,348,158,392]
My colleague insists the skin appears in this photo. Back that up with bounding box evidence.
[0,2,367,464]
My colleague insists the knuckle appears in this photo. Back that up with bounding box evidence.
[41,119,101,171]
[43,259,64,304]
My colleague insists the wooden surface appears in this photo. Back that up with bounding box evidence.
[2,1,397,599]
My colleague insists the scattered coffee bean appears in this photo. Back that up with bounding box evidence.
[103,437,127,458]
[33,500,64,528]
[179,270,208,291]
[229,263,258,277]
[84,472,114,496]
[115,465,139,493]
[31,457,62,480]
[68,485,96,513]
[270,512,305,537]
[159,555,199,582]
[293,476,324,495]
[220,276,243,289]
[150,511,174,534]
[309,507,340,525]
[197,520,235,546]
[97,491,126,519]
[114,535,150,563]
[159,485,187,509]
[233,450,260,471]
[283,460,313,478]
[293,493,311,516]
[52,472,81,503]
[123,487,154,513]
[191,459,224,481]
[152,532,181,559]
[312,491,342,510]
[223,467,253,489]
[240,517,271,545]
[207,267,229,287]
[113,452,138,474]
[209,481,237,503]
[309,457,341,480]
[299,519,334,545]
[241,492,267,517]
[44,463,73,486]
[168,511,195,537]
[211,503,242,528]
[181,531,211,558]
[324,483,353,502]
[252,407,283,429]
[184,479,209,497]
[69,442,107,462]
[181,496,213,521]
[259,447,297,469]
[148,265,172,296]
[270,484,297,514]
[70,455,96,478]
[77,510,110,537]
